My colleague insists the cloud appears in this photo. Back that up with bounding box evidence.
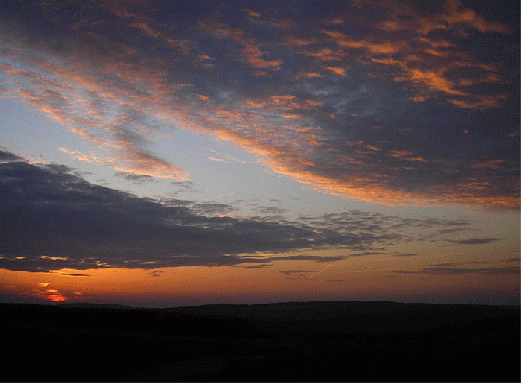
[349,251,386,257]
[0,149,477,272]
[35,283,67,302]
[0,281,82,303]
[446,237,500,245]
[0,0,518,209]
[59,273,91,277]
[392,253,420,257]
[253,206,287,215]
[297,211,472,247]
[280,270,313,277]
[115,172,155,183]
[435,227,470,235]
[0,149,25,163]
[393,261,520,276]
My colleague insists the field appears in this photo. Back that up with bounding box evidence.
[1,301,519,382]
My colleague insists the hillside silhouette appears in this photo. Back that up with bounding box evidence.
[1,301,519,381]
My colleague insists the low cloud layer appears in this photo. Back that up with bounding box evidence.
[0,0,518,208]
[0,149,477,272]
[446,237,500,245]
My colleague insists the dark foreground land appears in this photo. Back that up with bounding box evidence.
[1,301,519,382]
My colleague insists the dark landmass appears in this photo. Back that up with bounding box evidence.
[1,301,519,382]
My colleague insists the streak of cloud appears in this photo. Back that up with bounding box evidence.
[308,265,333,279]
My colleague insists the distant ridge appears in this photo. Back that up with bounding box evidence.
[162,299,519,313]
[54,299,519,312]
[58,302,134,310]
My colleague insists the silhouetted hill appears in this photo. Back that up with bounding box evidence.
[166,300,519,335]
[59,302,134,310]
[1,301,519,382]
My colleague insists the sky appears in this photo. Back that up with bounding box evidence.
[0,0,519,307]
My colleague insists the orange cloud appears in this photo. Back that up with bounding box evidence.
[243,8,261,20]
[302,47,345,62]
[259,152,517,209]
[272,19,297,29]
[131,22,160,38]
[1,29,191,181]
[322,66,347,76]
[442,0,511,34]
[208,156,228,163]
[296,71,323,79]
[34,282,68,302]
[45,289,67,302]
[69,127,107,147]
[58,148,105,164]
[312,1,511,110]
[154,83,518,209]
[198,16,282,70]
[242,95,323,114]
[374,0,511,36]
[241,42,282,70]
[1,0,516,210]
[193,93,210,102]
[282,36,317,47]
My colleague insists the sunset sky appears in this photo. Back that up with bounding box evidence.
[0,0,519,307]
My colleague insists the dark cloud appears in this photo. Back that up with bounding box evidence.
[273,255,344,263]
[0,149,25,162]
[447,237,500,245]
[0,0,517,208]
[436,227,471,235]
[191,202,237,216]
[115,172,155,183]
[393,262,520,276]
[280,270,313,277]
[392,253,419,257]
[253,206,287,215]
[0,149,475,272]
[297,211,472,248]
[60,273,90,277]
[233,264,271,269]
[349,251,386,257]
[149,270,163,277]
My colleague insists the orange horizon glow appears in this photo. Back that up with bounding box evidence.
[1,248,518,307]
